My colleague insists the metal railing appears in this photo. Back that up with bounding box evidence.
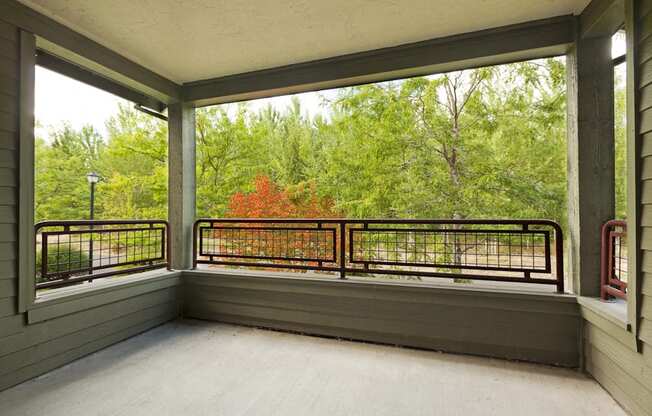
[600,220,627,300]
[193,218,564,292]
[36,220,170,290]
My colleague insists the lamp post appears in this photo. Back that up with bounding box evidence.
[87,172,100,220]
[86,172,100,276]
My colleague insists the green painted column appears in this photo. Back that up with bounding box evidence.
[168,102,196,270]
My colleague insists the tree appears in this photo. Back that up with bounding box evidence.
[35,57,581,241]
[35,123,104,221]
[227,175,339,218]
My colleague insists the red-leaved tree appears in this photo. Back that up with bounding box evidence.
[227,175,339,218]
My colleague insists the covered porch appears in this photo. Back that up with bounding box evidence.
[0,320,626,416]
[1,0,651,415]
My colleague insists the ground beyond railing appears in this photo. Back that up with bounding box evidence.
[601,220,627,300]
[193,219,564,292]
[35,220,170,290]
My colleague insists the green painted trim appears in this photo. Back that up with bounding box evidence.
[581,306,639,351]
[28,270,181,324]
[17,29,34,314]
[578,296,629,329]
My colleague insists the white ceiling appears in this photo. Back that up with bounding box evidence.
[18,0,591,84]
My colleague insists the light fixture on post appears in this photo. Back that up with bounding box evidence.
[86,172,100,220]
[86,172,100,277]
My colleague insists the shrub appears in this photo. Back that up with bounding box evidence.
[36,246,90,282]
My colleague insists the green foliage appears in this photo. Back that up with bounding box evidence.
[35,58,624,235]
[35,245,89,281]
[35,106,167,222]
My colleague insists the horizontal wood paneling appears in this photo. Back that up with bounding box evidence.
[0,277,16,297]
[641,11,652,43]
[643,295,652,319]
[0,168,16,187]
[0,296,15,317]
[642,0,652,20]
[28,273,180,323]
[0,57,17,80]
[0,149,15,169]
[0,21,17,43]
[0,243,16,261]
[0,112,17,134]
[642,157,652,180]
[0,283,181,390]
[0,285,179,355]
[0,309,176,392]
[184,271,580,367]
[639,32,652,65]
[0,260,16,279]
[0,38,17,63]
[586,344,652,416]
[586,323,652,391]
[0,187,16,205]
[640,6,652,412]
[0,301,177,379]
[641,319,652,345]
[0,75,17,98]
[0,131,15,151]
[639,82,652,111]
[0,206,15,223]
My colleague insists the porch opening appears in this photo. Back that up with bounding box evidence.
[33,64,170,293]
[193,57,571,292]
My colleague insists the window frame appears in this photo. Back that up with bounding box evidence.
[17,32,172,313]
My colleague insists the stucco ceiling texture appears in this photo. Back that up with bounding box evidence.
[18,0,591,84]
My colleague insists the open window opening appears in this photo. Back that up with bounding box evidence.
[194,56,569,292]
[599,29,628,303]
[33,53,170,297]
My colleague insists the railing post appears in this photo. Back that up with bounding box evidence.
[192,220,199,269]
[339,220,346,279]
[40,231,47,280]
[554,223,564,293]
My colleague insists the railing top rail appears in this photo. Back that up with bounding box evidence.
[601,219,627,230]
[36,219,169,230]
[195,218,562,227]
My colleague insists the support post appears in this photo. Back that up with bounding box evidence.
[168,102,196,270]
[566,33,615,296]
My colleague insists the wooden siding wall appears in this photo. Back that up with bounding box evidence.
[184,271,581,367]
[638,0,652,357]
[582,1,652,415]
[0,20,181,392]
[583,318,652,415]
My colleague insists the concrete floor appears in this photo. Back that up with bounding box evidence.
[0,320,625,416]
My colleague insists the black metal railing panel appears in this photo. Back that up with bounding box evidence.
[200,226,337,263]
[36,220,170,290]
[600,220,627,300]
[193,219,564,292]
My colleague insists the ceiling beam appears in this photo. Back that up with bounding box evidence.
[0,0,181,102]
[183,15,576,107]
[580,0,625,38]
[36,50,167,112]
